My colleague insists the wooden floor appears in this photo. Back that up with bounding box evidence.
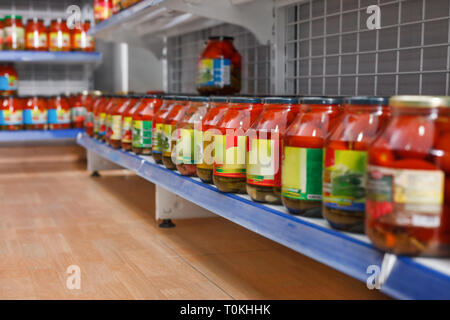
[0,145,388,300]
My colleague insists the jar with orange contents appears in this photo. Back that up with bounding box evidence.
[109,95,139,149]
[72,21,94,52]
[0,18,4,50]
[48,95,71,129]
[322,96,390,233]
[105,95,127,145]
[85,91,101,136]
[0,64,18,96]
[4,15,25,50]
[152,96,178,164]
[24,95,48,130]
[196,96,229,183]
[282,97,343,216]
[25,18,48,51]
[101,95,121,142]
[93,94,109,139]
[366,96,450,257]
[49,19,71,52]
[122,94,143,151]
[94,0,113,23]
[213,97,264,193]
[0,95,24,131]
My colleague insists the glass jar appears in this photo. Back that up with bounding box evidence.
[366,96,450,257]
[197,36,242,95]
[93,95,109,139]
[162,96,190,170]
[72,21,94,52]
[49,19,71,52]
[71,91,88,129]
[213,97,264,193]
[25,18,48,51]
[48,95,71,129]
[0,95,23,130]
[282,97,343,216]
[322,96,390,233]
[131,94,163,154]
[85,91,101,136]
[246,97,300,204]
[196,96,229,183]
[0,64,18,96]
[94,0,113,23]
[152,96,177,164]
[106,95,127,145]
[0,18,4,50]
[122,95,143,151]
[175,96,209,176]
[100,95,120,142]
[23,95,48,130]
[4,15,25,50]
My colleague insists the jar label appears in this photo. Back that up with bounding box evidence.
[367,165,444,228]
[1,109,23,125]
[213,134,247,178]
[74,33,88,49]
[176,128,200,164]
[196,130,215,170]
[23,109,32,125]
[198,59,231,88]
[282,147,323,201]
[71,106,86,123]
[4,26,25,49]
[323,149,367,212]
[132,120,152,148]
[49,32,70,50]
[247,138,280,187]
[121,116,133,143]
[0,74,17,91]
[152,122,166,154]
[30,109,47,125]
[162,124,175,156]
[110,115,122,140]
[26,31,45,48]
[48,108,70,124]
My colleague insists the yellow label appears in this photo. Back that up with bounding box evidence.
[196,130,215,170]
[110,115,122,140]
[162,124,175,156]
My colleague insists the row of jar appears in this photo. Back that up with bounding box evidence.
[84,93,450,258]
[0,93,94,130]
[0,16,95,52]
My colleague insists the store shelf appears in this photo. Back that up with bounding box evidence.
[0,129,84,143]
[77,132,450,300]
[89,0,273,57]
[0,51,102,64]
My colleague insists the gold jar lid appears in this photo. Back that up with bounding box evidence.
[389,95,450,108]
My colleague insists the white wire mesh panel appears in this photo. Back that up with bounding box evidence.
[284,0,450,96]
[167,23,272,95]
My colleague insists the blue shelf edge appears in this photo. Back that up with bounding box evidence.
[77,133,450,300]
[0,129,84,142]
[0,51,102,63]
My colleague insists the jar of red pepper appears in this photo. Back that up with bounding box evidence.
[72,21,95,52]
[48,95,71,129]
[49,19,71,52]
[109,95,139,149]
[25,18,48,51]
[0,64,18,96]
[23,95,48,130]
[0,95,24,131]
[4,15,25,50]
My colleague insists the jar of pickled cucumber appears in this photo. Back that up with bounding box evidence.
[196,96,229,183]
[366,96,450,257]
[322,96,390,233]
[175,96,209,176]
[162,96,190,170]
[109,95,139,149]
[152,96,178,164]
[213,97,264,193]
[246,97,300,204]
[282,97,343,217]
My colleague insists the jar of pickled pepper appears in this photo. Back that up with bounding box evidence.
[152,96,178,164]
[213,97,264,193]
[49,19,71,52]
[109,95,139,149]
[366,96,450,257]
[4,15,25,50]
[322,96,390,233]
[72,21,95,52]
[162,96,190,170]
[282,97,343,216]
[0,64,18,96]
[48,95,71,129]
[93,94,109,139]
[175,96,210,176]
[24,95,48,130]
[246,97,300,204]
[196,96,229,183]
[0,95,24,131]
[71,91,88,129]
[104,95,123,143]
[131,94,163,154]
[106,95,127,145]
[25,18,48,51]
[122,94,143,151]
[197,36,242,95]
[85,91,102,137]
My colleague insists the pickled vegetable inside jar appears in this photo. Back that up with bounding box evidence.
[196,96,229,183]
[48,95,71,130]
[213,97,264,193]
[4,15,25,50]
[282,97,343,217]
[162,96,190,170]
[49,19,71,52]
[122,94,143,151]
[0,64,18,96]
[0,95,24,131]
[25,18,48,51]
[109,96,139,149]
[246,97,300,204]
[131,94,163,155]
[152,96,178,164]
[104,95,124,143]
[366,96,450,257]
[197,36,242,96]
[322,96,390,233]
[24,95,48,130]
[175,96,209,176]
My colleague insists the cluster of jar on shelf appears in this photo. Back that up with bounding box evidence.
[0,15,95,52]
[85,93,450,258]
[94,0,143,23]
[0,92,98,130]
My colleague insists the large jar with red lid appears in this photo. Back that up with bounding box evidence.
[4,15,25,50]
[121,95,142,150]
[0,64,18,96]
[213,97,264,193]
[71,91,88,129]
[152,96,177,163]
[105,95,127,145]
[93,95,109,139]
[23,95,48,130]
[197,36,242,96]
[25,18,48,51]
[109,95,139,148]
[131,94,163,154]
[48,95,71,129]
[0,95,23,131]
[366,96,450,257]
[49,19,71,52]
[322,96,390,233]
[94,0,113,23]
[246,97,300,204]
[282,97,343,216]
[175,96,210,176]
[196,96,229,183]
[72,21,95,52]
[162,96,190,170]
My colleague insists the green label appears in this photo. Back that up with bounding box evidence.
[132,120,152,148]
[162,124,175,156]
[282,147,323,201]
[152,122,166,153]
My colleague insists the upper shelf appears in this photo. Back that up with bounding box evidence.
[89,0,273,58]
[0,51,102,65]
[77,132,450,300]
